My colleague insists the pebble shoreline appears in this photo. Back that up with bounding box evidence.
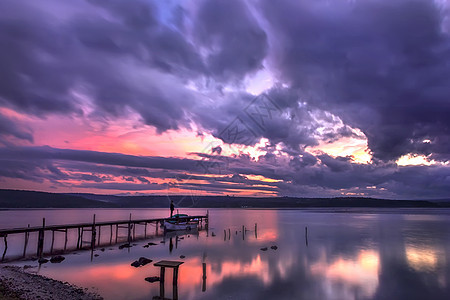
[0,266,102,300]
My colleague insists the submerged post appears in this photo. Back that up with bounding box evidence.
[255,223,258,239]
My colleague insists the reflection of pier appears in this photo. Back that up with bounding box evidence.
[0,214,208,261]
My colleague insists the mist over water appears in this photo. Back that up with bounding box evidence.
[1,208,450,300]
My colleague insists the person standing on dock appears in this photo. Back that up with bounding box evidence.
[170,200,174,217]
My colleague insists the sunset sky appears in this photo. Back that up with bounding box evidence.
[0,0,449,199]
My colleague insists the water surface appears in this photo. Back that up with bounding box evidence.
[1,208,450,299]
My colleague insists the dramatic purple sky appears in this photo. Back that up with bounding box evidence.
[0,0,449,199]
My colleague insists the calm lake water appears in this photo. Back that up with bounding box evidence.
[1,208,450,300]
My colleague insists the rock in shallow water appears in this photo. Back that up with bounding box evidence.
[131,257,153,267]
[50,256,65,263]
[119,243,131,249]
[145,276,160,283]
[38,258,49,264]
[131,261,140,267]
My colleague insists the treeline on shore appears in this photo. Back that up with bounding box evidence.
[1,189,449,209]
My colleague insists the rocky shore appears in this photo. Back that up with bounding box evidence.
[0,266,102,300]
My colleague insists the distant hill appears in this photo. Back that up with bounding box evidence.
[0,189,448,209]
[0,189,115,208]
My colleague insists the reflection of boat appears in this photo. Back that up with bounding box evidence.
[164,228,199,238]
[163,214,199,231]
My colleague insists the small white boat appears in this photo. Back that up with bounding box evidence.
[163,214,198,231]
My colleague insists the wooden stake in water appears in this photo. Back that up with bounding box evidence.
[305,226,308,246]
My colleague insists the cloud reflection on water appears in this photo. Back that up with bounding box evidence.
[4,209,450,299]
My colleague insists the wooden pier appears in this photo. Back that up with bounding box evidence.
[0,213,208,261]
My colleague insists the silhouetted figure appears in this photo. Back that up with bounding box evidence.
[170,200,174,217]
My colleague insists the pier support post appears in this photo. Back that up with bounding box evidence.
[91,214,96,250]
[64,228,68,251]
[98,225,101,246]
[77,227,81,249]
[37,218,45,257]
[144,222,147,238]
[50,230,55,254]
[160,267,165,298]
[127,213,132,243]
[202,262,207,292]
[23,224,30,257]
[115,224,118,243]
[1,235,7,261]
[110,224,113,244]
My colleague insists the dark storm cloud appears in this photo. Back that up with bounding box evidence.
[0,146,207,171]
[262,0,450,161]
[0,0,269,134]
[0,113,33,144]
[194,0,268,82]
[0,0,199,132]
[0,0,449,199]
[0,1,83,116]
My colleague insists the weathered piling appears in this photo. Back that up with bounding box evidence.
[91,214,96,249]
[127,213,132,243]
[2,234,7,261]
[110,224,113,244]
[202,262,207,292]
[305,226,308,246]
[22,224,30,257]
[37,218,45,257]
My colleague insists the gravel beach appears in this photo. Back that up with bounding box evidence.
[0,266,102,300]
